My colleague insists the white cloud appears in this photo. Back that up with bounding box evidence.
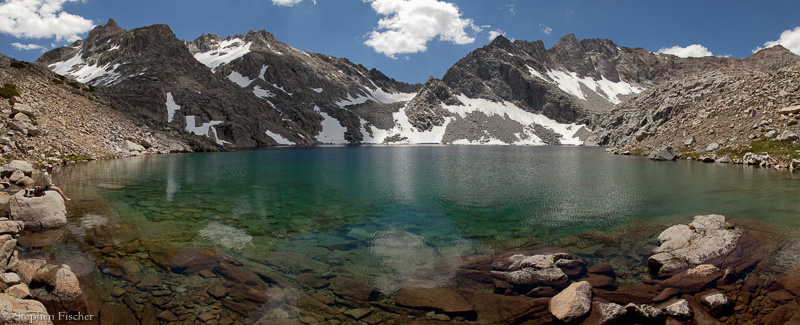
[10,42,44,50]
[507,4,516,15]
[755,26,800,55]
[0,0,94,42]
[539,23,552,35]
[363,0,477,58]
[488,29,504,41]
[657,44,714,58]
[272,0,303,5]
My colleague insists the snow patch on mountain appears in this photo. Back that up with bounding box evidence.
[228,71,255,87]
[265,130,295,145]
[165,92,180,122]
[253,86,276,99]
[314,106,348,144]
[185,116,229,145]
[48,52,122,85]
[336,86,416,107]
[272,84,292,96]
[445,95,585,145]
[528,67,642,104]
[311,87,323,93]
[193,38,252,72]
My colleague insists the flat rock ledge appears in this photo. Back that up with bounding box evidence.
[549,281,592,323]
[648,214,742,276]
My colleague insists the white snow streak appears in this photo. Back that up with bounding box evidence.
[165,92,180,123]
[528,67,642,105]
[336,87,416,107]
[265,130,295,145]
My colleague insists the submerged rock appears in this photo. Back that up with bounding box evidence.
[549,281,592,323]
[395,280,473,314]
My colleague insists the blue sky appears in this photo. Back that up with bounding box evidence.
[1,0,800,84]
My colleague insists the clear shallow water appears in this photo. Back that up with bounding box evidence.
[43,146,800,320]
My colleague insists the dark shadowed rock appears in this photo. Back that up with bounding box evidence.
[330,276,376,301]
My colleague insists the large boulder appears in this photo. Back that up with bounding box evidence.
[648,215,741,276]
[8,192,66,232]
[648,147,676,161]
[549,281,593,323]
[0,293,52,325]
[0,161,33,178]
[491,252,583,291]
[28,264,84,313]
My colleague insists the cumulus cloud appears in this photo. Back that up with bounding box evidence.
[657,44,714,58]
[0,0,94,42]
[10,42,44,50]
[363,0,477,58]
[754,26,800,55]
[488,29,504,41]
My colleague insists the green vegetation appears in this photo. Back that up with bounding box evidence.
[9,61,25,69]
[52,78,63,85]
[66,81,81,89]
[0,83,19,99]
[789,120,799,127]
[82,85,96,92]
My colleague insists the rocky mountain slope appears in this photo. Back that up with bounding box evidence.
[0,53,210,165]
[34,20,800,147]
[588,48,800,165]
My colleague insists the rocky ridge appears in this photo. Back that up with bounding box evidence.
[1,53,211,166]
[589,53,800,169]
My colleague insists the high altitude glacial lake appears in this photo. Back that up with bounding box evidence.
[39,146,800,323]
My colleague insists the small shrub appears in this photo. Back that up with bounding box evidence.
[789,120,799,127]
[66,81,81,89]
[31,121,38,126]
[57,75,66,81]
[0,84,19,99]
[52,78,63,84]
[9,62,25,69]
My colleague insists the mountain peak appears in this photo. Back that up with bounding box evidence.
[556,33,579,47]
[86,18,126,42]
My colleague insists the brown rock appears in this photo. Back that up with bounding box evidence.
[168,248,232,274]
[330,276,376,301]
[157,310,179,322]
[206,282,229,299]
[593,285,658,305]
[228,283,268,303]
[660,264,722,293]
[6,283,29,299]
[344,308,372,320]
[766,289,794,304]
[588,262,615,277]
[100,305,137,324]
[395,281,473,313]
[582,273,618,291]
[296,272,330,289]
[777,268,800,296]
[141,303,158,325]
[762,305,790,325]
[652,287,680,303]
[214,262,265,287]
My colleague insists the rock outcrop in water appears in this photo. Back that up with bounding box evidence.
[649,214,742,276]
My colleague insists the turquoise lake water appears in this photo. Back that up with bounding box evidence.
[51,146,800,297]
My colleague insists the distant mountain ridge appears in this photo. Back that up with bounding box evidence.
[34,19,800,147]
